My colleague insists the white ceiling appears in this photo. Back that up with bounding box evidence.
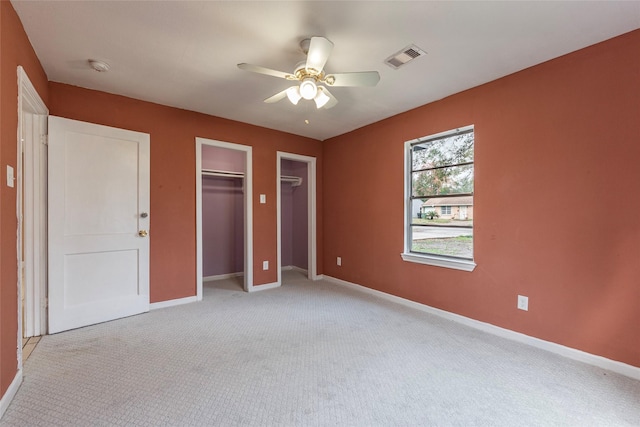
[11,1,640,141]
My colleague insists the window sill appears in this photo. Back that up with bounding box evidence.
[401,252,476,272]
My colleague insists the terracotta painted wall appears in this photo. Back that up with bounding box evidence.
[322,30,640,367]
[48,83,323,300]
[0,0,49,398]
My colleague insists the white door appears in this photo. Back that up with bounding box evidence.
[48,116,150,334]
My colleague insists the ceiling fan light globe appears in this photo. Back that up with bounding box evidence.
[314,88,331,109]
[299,78,317,100]
[286,86,302,105]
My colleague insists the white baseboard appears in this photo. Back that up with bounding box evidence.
[282,265,308,275]
[323,275,640,381]
[203,272,243,282]
[249,281,280,292]
[0,369,22,419]
[150,296,198,310]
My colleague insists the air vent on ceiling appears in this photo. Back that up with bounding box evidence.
[384,44,426,69]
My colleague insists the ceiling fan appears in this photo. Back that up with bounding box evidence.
[238,36,380,109]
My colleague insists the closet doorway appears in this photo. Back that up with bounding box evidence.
[277,152,317,285]
[196,138,253,296]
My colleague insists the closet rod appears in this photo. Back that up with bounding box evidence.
[281,175,303,187]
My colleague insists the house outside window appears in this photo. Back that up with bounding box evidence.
[402,126,476,272]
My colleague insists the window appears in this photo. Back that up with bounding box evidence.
[402,126,476,271]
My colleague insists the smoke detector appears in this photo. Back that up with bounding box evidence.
[88,59,110,72]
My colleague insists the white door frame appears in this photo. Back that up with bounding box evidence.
[195,138,253,295]
[276,151,318,286]
[17,66,49,354]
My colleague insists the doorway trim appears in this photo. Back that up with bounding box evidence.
[195,138,253,295]
[17,65,49,356]
[276,151,318,286]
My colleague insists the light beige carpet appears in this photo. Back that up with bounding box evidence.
[2,270,639,426]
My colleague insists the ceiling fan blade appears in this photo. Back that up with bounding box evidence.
[324,71,380,87]
[264,88,289,103]
[317,86,338,109]
[238,63,294,80]
[305,37,333,74]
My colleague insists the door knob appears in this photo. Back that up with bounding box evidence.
[138,230,148,237]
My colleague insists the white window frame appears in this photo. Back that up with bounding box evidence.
[401,125,476,272]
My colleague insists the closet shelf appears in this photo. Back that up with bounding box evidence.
[202,169,302,186]
[202,169,244,178]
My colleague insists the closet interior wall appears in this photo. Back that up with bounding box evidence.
[281,159,308,272]
[201,146,245,279]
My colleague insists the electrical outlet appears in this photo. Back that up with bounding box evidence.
[337,257,342,266]
[517,295,529,311]
[262,260,269,270]
[260,194,266,204]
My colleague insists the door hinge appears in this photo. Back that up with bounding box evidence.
[40,135,48,146]
[44,297,48,309]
